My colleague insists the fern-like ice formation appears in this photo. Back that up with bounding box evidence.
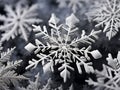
[56,0,90,13]
[25,13,102,83]
[86,0,120,40]
[0,47,27,90]
[86,51,120,90]
[0,47,15,62]
[17,73,54,90]
[0,1,42,42]
[17,73,41,90]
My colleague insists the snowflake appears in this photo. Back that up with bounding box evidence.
[0,2,42,42]
[86,51,120,90]
[57,0,90,13]
[25,13,102,83]
[86,0,120,40]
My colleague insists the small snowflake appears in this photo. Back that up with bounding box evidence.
[86,0,120,40]
[86,52,120,90]
[0,2,42,42]
[25,13,102,82]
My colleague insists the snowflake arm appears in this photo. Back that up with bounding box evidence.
[69,30,101,46]
[58,62,74,82]
[25,49,60,69]
[32,25,59,45]
[106,51,120,71]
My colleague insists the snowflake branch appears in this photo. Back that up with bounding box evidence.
[69,30,101,46]
[26,49,60,69]
[33,25,59,45]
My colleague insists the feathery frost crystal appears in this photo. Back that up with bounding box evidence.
[0,47,27,90]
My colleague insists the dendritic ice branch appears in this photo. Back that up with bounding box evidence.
[25,13,102,82]
[86,51,120,90]
[17,73,53,90]
[86,0,120,40]
[0,1,42,42]
[17,73,41,90]
[0,47,27,90]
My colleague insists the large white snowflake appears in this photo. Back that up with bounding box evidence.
[25,13,102,83]
[57,0,90,13]
[86,0,120,40]
[0,2,42,42]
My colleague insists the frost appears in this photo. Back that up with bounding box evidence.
[0,47,15,62]
[17,73,53,90]
[17,73,41,90]
[25,13,102,82]
[86,52,120,90]
[0,47,27,90]
[0,1,42,42]
[86,0,120,40]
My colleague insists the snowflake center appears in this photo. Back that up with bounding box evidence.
[16,17,21,22]
[59,44,69,50]
[62,45,67,49]
[110,12,116,18]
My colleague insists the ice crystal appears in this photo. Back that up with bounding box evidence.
[0,61,27,90]
[86,51,120,90]
[0,42,3,53]
[17,73,41,90]
[86,0,120,40]
[17,73,53,90]
[0,2,42,42]
[57,0,90,13]
[107,51,120,70]
[0,47,27,90]
[25,13,102,82]
[0,47,15,62]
